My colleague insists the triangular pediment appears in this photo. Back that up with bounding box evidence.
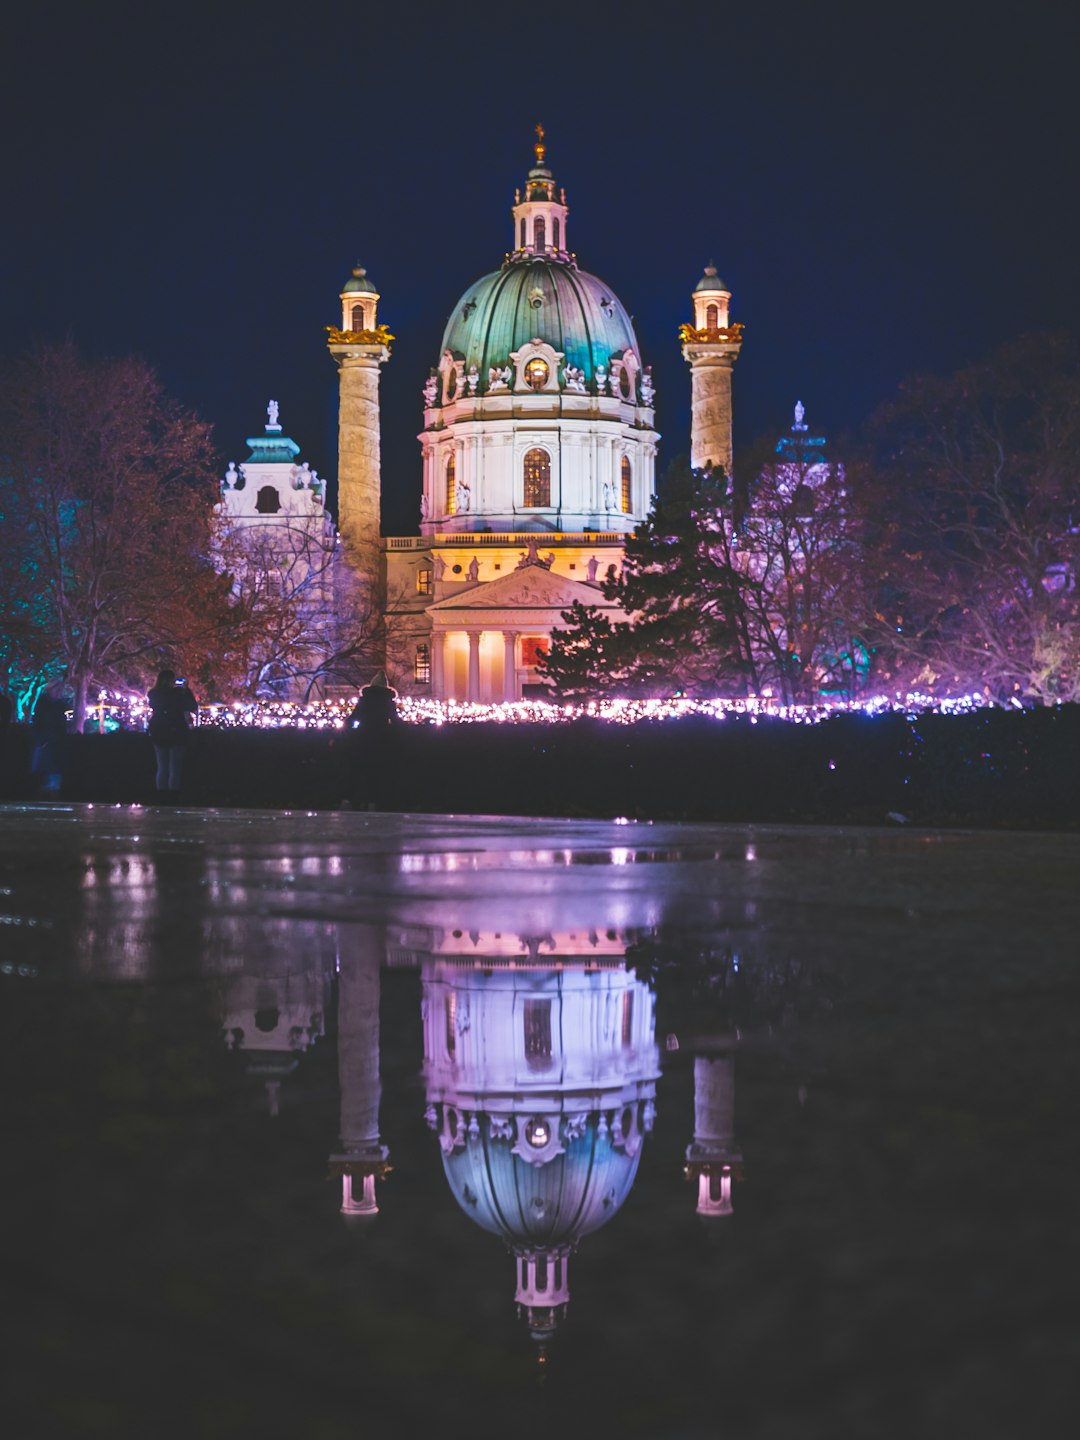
[429,562,617,612]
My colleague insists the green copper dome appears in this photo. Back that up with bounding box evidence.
[439,258,641,387]
[342,263,377,294]
[694,264,728,292]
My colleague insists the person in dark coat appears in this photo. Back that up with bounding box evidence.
[31,677,71,797]
[147,668,198,796]
[346,671,400,808]
[348,671,400,732]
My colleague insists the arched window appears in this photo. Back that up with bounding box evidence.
[533,216,545,251]
[524,999,553,1071]
[255,485,281,515]
[445,454,457,516]
[519,217,526,248]
[553,217,561,250]
[523,448,550,506]
[620,456,632,514]
[706,303,718,330]
[351,303,365,330]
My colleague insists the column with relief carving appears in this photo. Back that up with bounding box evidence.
[329,923,389,1216]
[328,264,392,593]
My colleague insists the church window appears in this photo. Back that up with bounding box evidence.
[255,485,281,514]
[519,218,526,248]
[706,303,718,330]
[446,454,457,515]
[523,447,550,505]
[620,456,632,513]
[416,566,433,595]
[520,636,549,668]
[533,216,545,251]
[445,992,457,1059]
[414,644,431,683]
[524,1000,553,1070]
[553,217,561,250]
[524,357,549,391]
[351,302,365,330]
[621,990,634,1046]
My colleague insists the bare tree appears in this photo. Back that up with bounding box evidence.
[0,342,222,728]
[732,437,872,703]
[217,517,390,699]
[865,334,1080,702]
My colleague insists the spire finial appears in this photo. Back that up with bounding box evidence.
[534,122,546,167]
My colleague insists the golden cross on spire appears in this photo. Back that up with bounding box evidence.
[534,122,546,166]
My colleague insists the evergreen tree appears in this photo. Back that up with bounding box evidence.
[539,463,753,698]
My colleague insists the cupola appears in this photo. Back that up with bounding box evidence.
[691,264,731,332]
[510,124,570,261]
[339,262,380,334]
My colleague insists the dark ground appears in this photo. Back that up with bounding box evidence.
[1,705,1078,828]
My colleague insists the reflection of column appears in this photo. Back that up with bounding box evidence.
[467,631,481,702]
[432,630,445,699]
[330,925,389,1216]
[685,1051,742,1217]
[503,632,518,701]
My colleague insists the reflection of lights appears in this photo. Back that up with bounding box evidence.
[610,848,631,866]
[745,844,756,862]
[90,690,997,731]
[525,1118,551,1148]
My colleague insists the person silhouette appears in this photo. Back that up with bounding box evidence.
[146,668,198,797]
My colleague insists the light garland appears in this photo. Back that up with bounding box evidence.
[93,690,993,731]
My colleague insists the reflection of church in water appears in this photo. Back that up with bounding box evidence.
[313,924,740,1351]
[71,860,747,1351]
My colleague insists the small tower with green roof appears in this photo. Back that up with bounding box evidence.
[681,263,743,474]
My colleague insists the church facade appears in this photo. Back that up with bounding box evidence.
[227,135,742,701]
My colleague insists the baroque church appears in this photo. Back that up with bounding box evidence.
[221,132,742,700]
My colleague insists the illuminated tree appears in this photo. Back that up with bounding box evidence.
[865,334,1080,702]
[730,430,872,703]
[541,451,871,703]
[0,342,224,727]
[218,516,389,699]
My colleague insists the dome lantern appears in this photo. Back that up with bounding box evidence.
[511,124,570,260]
[339,262,380,334]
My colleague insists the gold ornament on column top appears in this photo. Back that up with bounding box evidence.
[327,324,395,350]
[678,322,744,345]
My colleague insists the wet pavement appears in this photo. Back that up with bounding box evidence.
[1,803,1078,1438]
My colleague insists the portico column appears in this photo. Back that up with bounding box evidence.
[467,631,481,702]
[504,632,518,701]
[431,630,445,699]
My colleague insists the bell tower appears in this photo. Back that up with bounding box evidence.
[328,263,392,588]
[681,264,742,475]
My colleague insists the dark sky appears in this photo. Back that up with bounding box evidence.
[4,3,1077,533]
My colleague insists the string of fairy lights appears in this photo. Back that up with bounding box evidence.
[88,691,995,732]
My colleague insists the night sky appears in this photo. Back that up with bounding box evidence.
[5,4,1077,534]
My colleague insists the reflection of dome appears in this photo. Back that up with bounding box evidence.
[422,959,659,1347]
[441,1109,645,1245]
[440,259,640,388]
